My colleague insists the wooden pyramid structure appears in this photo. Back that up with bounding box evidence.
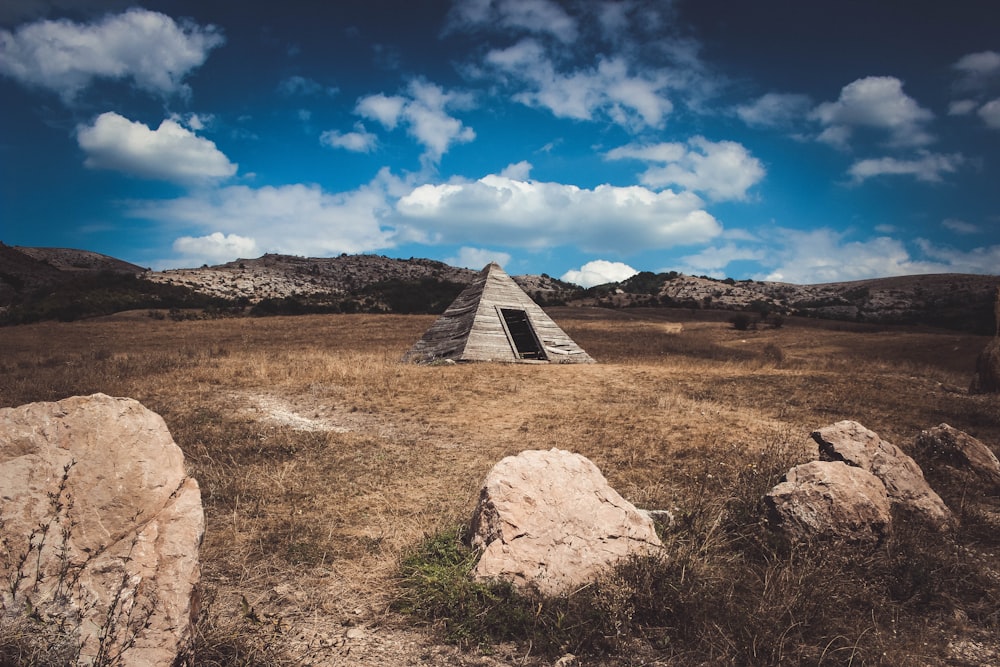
[403,263,595,364]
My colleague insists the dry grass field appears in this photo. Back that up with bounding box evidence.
[2,307,999,665]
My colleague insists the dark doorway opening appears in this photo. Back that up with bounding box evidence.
[499,308,546,360]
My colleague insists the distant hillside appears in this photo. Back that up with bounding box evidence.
[581,271,999,334]
[2,245,997,333]
[145,254,581,313]
[1,243,145,305]
[0,243,231,325]
[13,246,145,274]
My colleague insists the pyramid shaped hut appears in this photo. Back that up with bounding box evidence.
[403,263,595,364]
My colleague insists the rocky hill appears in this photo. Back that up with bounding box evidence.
[584,271,999,333]
[0,243,144,304]
[1,245,997,332]
[144,254,580,310]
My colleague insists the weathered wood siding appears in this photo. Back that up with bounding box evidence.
[403,263,595,364]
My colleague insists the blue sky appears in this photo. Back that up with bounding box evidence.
[1,0,998,287]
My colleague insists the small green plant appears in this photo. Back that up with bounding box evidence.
[395,527,537,649]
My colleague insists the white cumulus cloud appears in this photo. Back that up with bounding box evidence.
[395,173,721,253]
[445,247,512,270]
[561,260,637,288]
[606,136,765,201]
[484,40,672,129]
[0,8,223,102]
[847,151,964,184]
[132,181,395,267]
[979,99,1000,129]
[320,124,378,153]
[172,232,260,266]
[77,111,237,184]
[355,93,406,129]
[811,76,934,148]
[953,50,1000,92]
[356,81,475,163]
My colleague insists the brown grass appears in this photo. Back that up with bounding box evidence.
[1,308,998,665]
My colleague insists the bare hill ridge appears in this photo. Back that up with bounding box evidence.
[1,245,997,332]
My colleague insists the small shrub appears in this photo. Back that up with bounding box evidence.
[760,343,785,365]
[175,590,296,667]
[394,527,537,649]
[730,313,755,331]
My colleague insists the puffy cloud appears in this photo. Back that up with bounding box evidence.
[561,260,637,288]
[446,0,578,43]
[132,182,395,267]
[498,160,532,180]
[979,99,1000,129]
[77,112,237,184]
[395,173,721,253]
[0,8,223,101]
[445,247,512,270]
[811,76,934,148]
[172,232,260,266]
[320,124,378,153]
[355,80,475,163]
[606,136,765,201]
[847,151,964,184]
[355,93,406,129]
[484,40,672,129]
[953,50,1000,92]
[736,92,812,128]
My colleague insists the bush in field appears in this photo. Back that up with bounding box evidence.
[730,313,755,331]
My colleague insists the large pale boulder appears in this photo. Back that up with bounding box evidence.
[812,420,954,530]
[0,393,204,666]
[470,448,662,596]
[766,461,892,545]
[915,423,1000,490]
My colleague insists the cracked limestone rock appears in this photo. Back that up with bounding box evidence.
[766,460,892,545]
[470,448,662,596]
[0,393,204,666]
[915,423,1000,491]
[812,420,954,531]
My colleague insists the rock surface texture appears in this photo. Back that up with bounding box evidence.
[0,393,204,666]
[470,448,662,596]
[915,423,1000,490]
[812,420,954,530]
[766,461,892,545]
[970,338,1000,394]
